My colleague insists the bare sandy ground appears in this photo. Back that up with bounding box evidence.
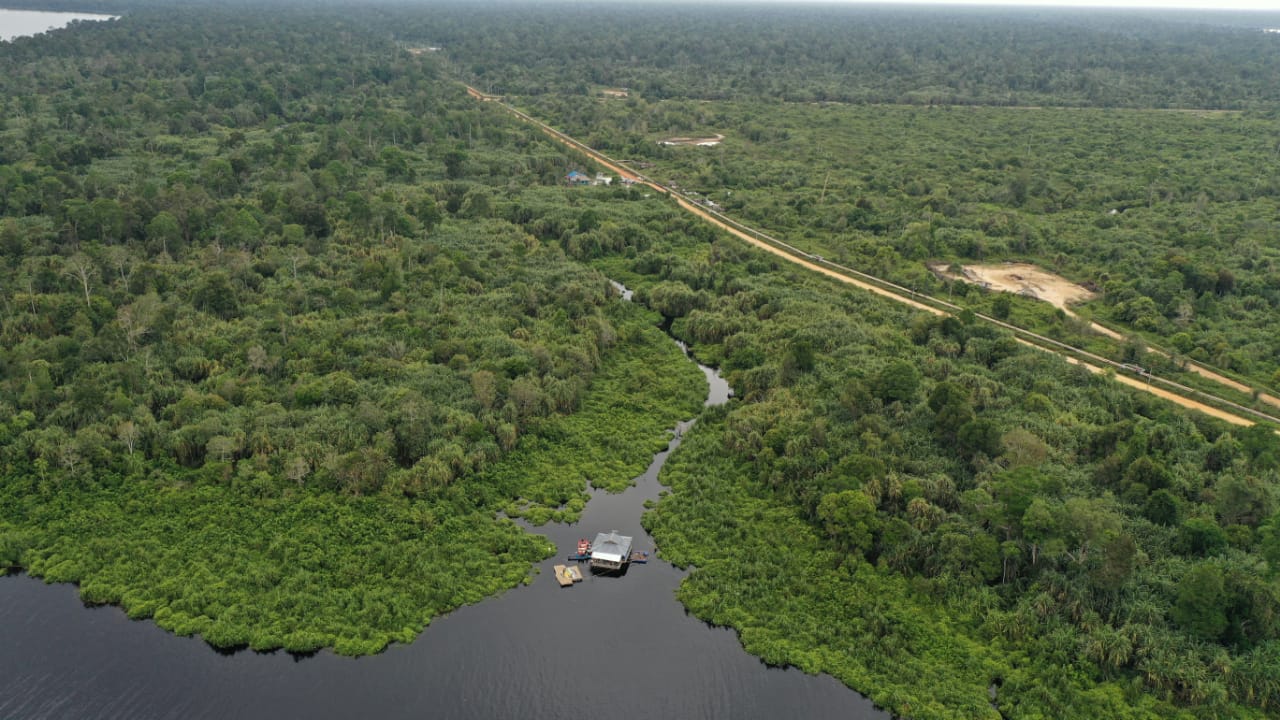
[660,134,724,146]
[930,262,1095,314]
[467,86,1274,429]
[932,263,1280,411]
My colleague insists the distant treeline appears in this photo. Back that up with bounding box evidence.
[9,0,1280,111]
[396,2,1280,110]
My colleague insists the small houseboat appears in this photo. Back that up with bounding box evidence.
[588,530,633,573]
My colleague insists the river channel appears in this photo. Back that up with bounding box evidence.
[0,285,886,720]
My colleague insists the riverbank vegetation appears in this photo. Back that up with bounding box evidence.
[596,203,1280,719]
[2,2,1277,717]
[414,5,1280,715]
[433,172,1280,716]
[0,5,702,655]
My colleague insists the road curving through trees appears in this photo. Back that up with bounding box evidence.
[466,85,1278,433]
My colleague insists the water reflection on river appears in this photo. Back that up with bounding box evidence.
[0,287,885,720]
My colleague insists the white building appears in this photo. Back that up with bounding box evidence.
[589,531,633,572]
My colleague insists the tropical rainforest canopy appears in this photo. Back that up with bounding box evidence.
[1,2,1278,718]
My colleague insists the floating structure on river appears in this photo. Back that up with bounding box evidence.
[555,532,649,584]
[567,538,592,562]
[589,531,634,573]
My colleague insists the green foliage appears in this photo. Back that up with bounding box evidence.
[817,490,879,558]
[1261,513,1280,574]
[0,6,704,657]
[585,187,1280,717]
[440,4,1280,110]
[16,482,552,655]
[5,3,1279,717]
[645,281,700,319]
[1179,518,1229,557]
[1173,564,1228,642]
[537,90,1280,392]
[876,360,920,404]
[991,293,1012,320]
[1143,489,1182,526]
[437,20,1280,711]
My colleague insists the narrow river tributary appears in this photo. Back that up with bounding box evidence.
[0,285,887,720]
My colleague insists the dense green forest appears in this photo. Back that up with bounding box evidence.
[510,172,1280,717]
[419,2,1280,109]
[422,1,1280,397]
[520,95,1280,394]
[433,4,1280,717]
[0,5,704,655]
[622,209,1280,718]
[2,3,1279,719]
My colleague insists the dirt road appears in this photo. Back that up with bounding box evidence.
[1056,351,1252,427]
[934,262,1280,410]
[466,85,1275,431]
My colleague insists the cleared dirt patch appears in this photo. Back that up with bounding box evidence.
[930,262,1096,314]
[660,133,724,146]
[468,86,1277,430]
[931,262,1280,411]
[931,262,1124,340]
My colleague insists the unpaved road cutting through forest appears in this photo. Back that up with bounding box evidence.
[466,85,1275,431]
[931,263,1280,412]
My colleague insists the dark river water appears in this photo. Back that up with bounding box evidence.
[0,291,887,720]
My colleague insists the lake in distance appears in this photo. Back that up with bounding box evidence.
[0,8,116,42]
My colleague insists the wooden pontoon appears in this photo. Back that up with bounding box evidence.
[552,564,574,587]
[552,563,584,587]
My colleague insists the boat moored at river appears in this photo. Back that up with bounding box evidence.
[588,531,633,573]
